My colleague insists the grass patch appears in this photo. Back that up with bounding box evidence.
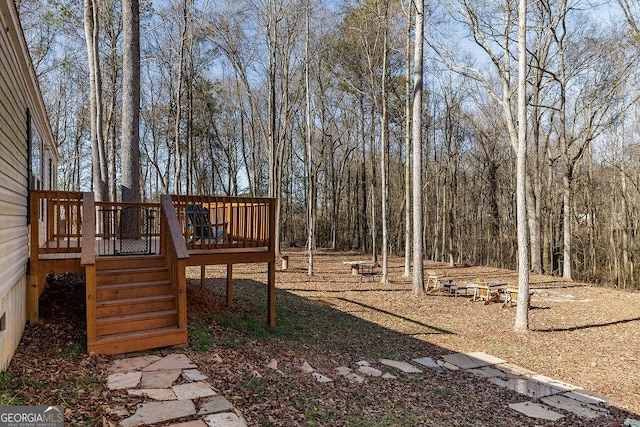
[188,321,214,353]
[61,341,84,358]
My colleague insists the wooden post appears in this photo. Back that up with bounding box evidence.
[267,261,276,327]
[226,264,233,307]
[200,264,206,288]
[85,265,96,344]
[28,273,40,324]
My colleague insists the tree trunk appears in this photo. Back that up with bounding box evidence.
[514,0,530,332]
[404,0,412,277]
[380,1,389,283]
[83,0,108,202]
[305,0,314,275]
[412,0,425,295]
[121,0,141,203]
[562,172,572,280]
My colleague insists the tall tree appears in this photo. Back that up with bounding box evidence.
[84,0,108,201]
[403,0,412,277]
[380,0,390,283]
[514,0,530,331]
[121,0,141,202]
[412,0,425,295]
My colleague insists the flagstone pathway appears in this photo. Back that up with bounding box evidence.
[294,351,614,423]
[105,353,245,427]
[104,350,637,425]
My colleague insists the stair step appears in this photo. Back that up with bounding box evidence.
[88,327,187,355]
[96,294,176,317]
[96,266,170,285]
[96,310,178,336]
[96,280,172,300]
[96,255,166,269]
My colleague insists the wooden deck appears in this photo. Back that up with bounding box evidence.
[28,191,277,355]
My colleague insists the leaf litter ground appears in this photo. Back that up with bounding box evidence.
[2,250,639,426]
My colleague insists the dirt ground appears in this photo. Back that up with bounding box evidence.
[192,249,640,417]
[3,249,639,426]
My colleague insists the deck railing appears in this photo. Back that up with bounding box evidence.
[30,192,275,257]
[94,201,161,256]
[171,195,276,251]
[30,190,85,258]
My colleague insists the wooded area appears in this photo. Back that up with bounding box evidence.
[16,0,640,289]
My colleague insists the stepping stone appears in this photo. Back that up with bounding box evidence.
[128,388,178,401]
[345,373,365,383]
[358,366,382,377]
[413,357,444,373]
[107,371,141,390]
[173,382,218,400]
[531,374,579,392]
[437,360,459,371]
[140,369,182,388]
[183,369,209,382]
[167,421,208,427]
[356,360,371,367]
[625,418,640,427]
[563,390,610,408]
[468,366,506,379]
[441,352,505,370]
[120,400,196,427]
[378,359,422,373]
[298,362,314,373]
[198,396,233,415]
[494,362,538,378]
[541,395,608,419]
[204,412,248,427]
[312,372,333,383]
[466,351,506,366]
[143,353,197,371]
[509,401,563,421]
[381,373,397,379]
[266,359,278,370]
[335,366,351,376]
[108,355,161,373]
[490,376,563,398]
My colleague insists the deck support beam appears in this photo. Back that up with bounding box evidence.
[28,273,40,324]
[226,264,233,307]
[200,265,206,288]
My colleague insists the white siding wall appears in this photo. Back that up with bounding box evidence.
[0,0,56,370]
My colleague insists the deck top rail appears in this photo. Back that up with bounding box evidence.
[171,195,276,252]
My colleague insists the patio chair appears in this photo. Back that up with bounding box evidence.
[502,283,534,308]
[426,270,453,294]
[472,278,490,302]
[187,204,227,244]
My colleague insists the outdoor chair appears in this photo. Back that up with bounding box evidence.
[426,270,453,294]
[502,283,534,308]
[187,204,227,244]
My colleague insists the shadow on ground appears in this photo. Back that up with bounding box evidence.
[186,277,637,427]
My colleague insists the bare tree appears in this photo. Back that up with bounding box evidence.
[514,0,530,332]
[412,0,425,295]
[84,0,108,201]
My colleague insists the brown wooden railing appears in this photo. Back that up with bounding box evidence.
[30,190,84,258]
[171,195,276,251]
[160,195,188,331]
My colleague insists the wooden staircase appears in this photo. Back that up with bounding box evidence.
[87,255,187,354]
